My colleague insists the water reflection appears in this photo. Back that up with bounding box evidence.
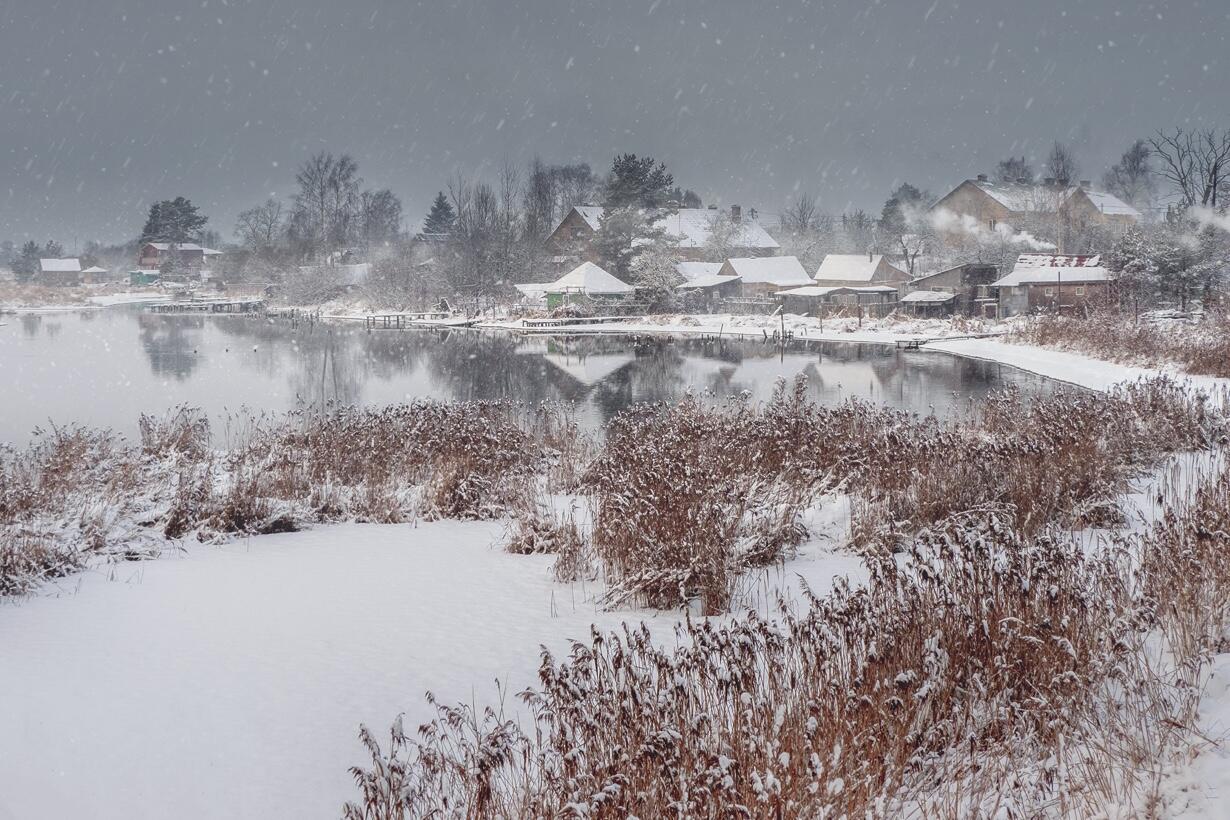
[0,311,1061,444]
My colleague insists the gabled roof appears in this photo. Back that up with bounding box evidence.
[991,254,1111,287]
[40,258,81,272]
[1073,189,1141,217]
[145,242,222,254]
[675,261,724,281]
[814,254,896,283]
[721,255,811,286]
[901,290,955,303]
[544,261,635,296]
[81,265,108,274]
[778,285,898,297]
[678,274,741,290]
[655,209,778,250]
[944,179,1140,218]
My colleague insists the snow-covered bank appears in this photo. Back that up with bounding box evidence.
[0,517,859,820]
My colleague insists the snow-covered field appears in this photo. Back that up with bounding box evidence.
[3,309,1229,818]
[0,513,858,819]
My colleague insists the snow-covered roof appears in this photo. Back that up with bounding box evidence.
[514,283,548,299]
[572,206,604,232]
[901,290,955,303]
[145,242,222,254]
[721,256,811,286]
[541,353,633,386]
[81,265,108,274]
[1076,189,1141,217]
[675,261,724,281]
[957,179,1140,218]
[814,254,891,283]
[539,262,635,296]
[40,258,81,272]
[777,286,849,297]
[677,274,741,290]
[992,254,1111,287]
[655,209,779,250]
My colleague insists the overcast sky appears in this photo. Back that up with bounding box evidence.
[1,0,1225,247]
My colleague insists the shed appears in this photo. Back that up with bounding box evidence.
[717,256,811,296]
[39,258,82,286]
[814,254,909,289]
[900,290,956,317]
[991,254,1111,316]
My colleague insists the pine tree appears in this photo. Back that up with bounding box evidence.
[422,192,456,236]
[140,197,209,244]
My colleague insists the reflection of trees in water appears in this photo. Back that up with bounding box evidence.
[137,314,205,381]
[424,330,581,405]
[19,315,41,337]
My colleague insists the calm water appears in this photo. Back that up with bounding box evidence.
[1,308,1060,445]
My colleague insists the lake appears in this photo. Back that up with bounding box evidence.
[0,308,1060,445]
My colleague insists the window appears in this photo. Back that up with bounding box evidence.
[1044,288,1055,297]
[1075,287,1085,296]
[988,219,997,230]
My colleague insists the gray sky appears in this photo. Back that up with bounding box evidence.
[1,0,1225,246]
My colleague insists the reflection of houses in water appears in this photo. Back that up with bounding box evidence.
[137,314,206,381]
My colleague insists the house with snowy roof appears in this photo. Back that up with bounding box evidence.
[137,242,223,273]
[515,261,635,310]
[991,253,1112,316]
[715,255,811,296]
[813,254,910,290]
[38,257,82,286]
[544,204,779,267]
[930,176,1140,247]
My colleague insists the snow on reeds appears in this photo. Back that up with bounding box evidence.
[1013,309,1230,379]
[0,401,577,595]
[345,453,1230,819]
[578,375,1216,611]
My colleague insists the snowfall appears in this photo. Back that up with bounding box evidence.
[3,323,1230,819]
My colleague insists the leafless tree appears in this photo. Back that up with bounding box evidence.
[780,192,819,234]
[234,198,284,253]
[1149,128,1230,209]
[358,189,403,251]
[1045,141,1080,187]
[291,152,362,260]
[1102,139,1156,213]
[995,156,1034,183]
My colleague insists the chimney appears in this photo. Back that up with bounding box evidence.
[868,249,873,262]
[1078,179,1091,188]
[976,174,988,182]
[731,204,742,223]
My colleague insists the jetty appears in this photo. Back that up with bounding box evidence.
[145,298,266,314]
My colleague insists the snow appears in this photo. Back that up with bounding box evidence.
[991,254,1111,286]
[38,257,81,272]
[526,261,634,296]
[1079,189,1142,217]
[814,254,894,283]
[720,255,812,286]
[676,261,724,281]
[86,291,171,307]
[900,290,955,303]
[655,209,778,250]
[144,242,222,255]
[677,273,740,289]
[571,205,604,231]
[0,514,860,820]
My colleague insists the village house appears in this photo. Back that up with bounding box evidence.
[515,261,635,310]
[38,258,82,286]
[675,261,741,305]
[137,242,223,273]
[776,284,900,317]
[930,176,1140,248]
[813,253,910,290]
[716,255,811,297]
[543,204,779,268]
[904,263,1000,317]
[991,253,1113,317]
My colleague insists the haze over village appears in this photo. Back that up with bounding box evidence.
[3,2,1230,819]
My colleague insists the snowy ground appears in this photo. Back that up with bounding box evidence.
[0,510,858,820]
[4,310,1229,818]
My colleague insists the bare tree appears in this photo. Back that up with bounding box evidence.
[1149,128,1230,209]
[780,192,819,234]
[1045,141,1080,187]
[235,198,284,253]
[358,189,403,251]
[291,152,362,261]
[994,156,1034,183]
[1102,139,1156,213]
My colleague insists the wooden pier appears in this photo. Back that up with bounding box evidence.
[145,298,266,315]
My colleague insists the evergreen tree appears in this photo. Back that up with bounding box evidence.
[422,192,456,236]
[603,154,674,210]
[140,197,209,244]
